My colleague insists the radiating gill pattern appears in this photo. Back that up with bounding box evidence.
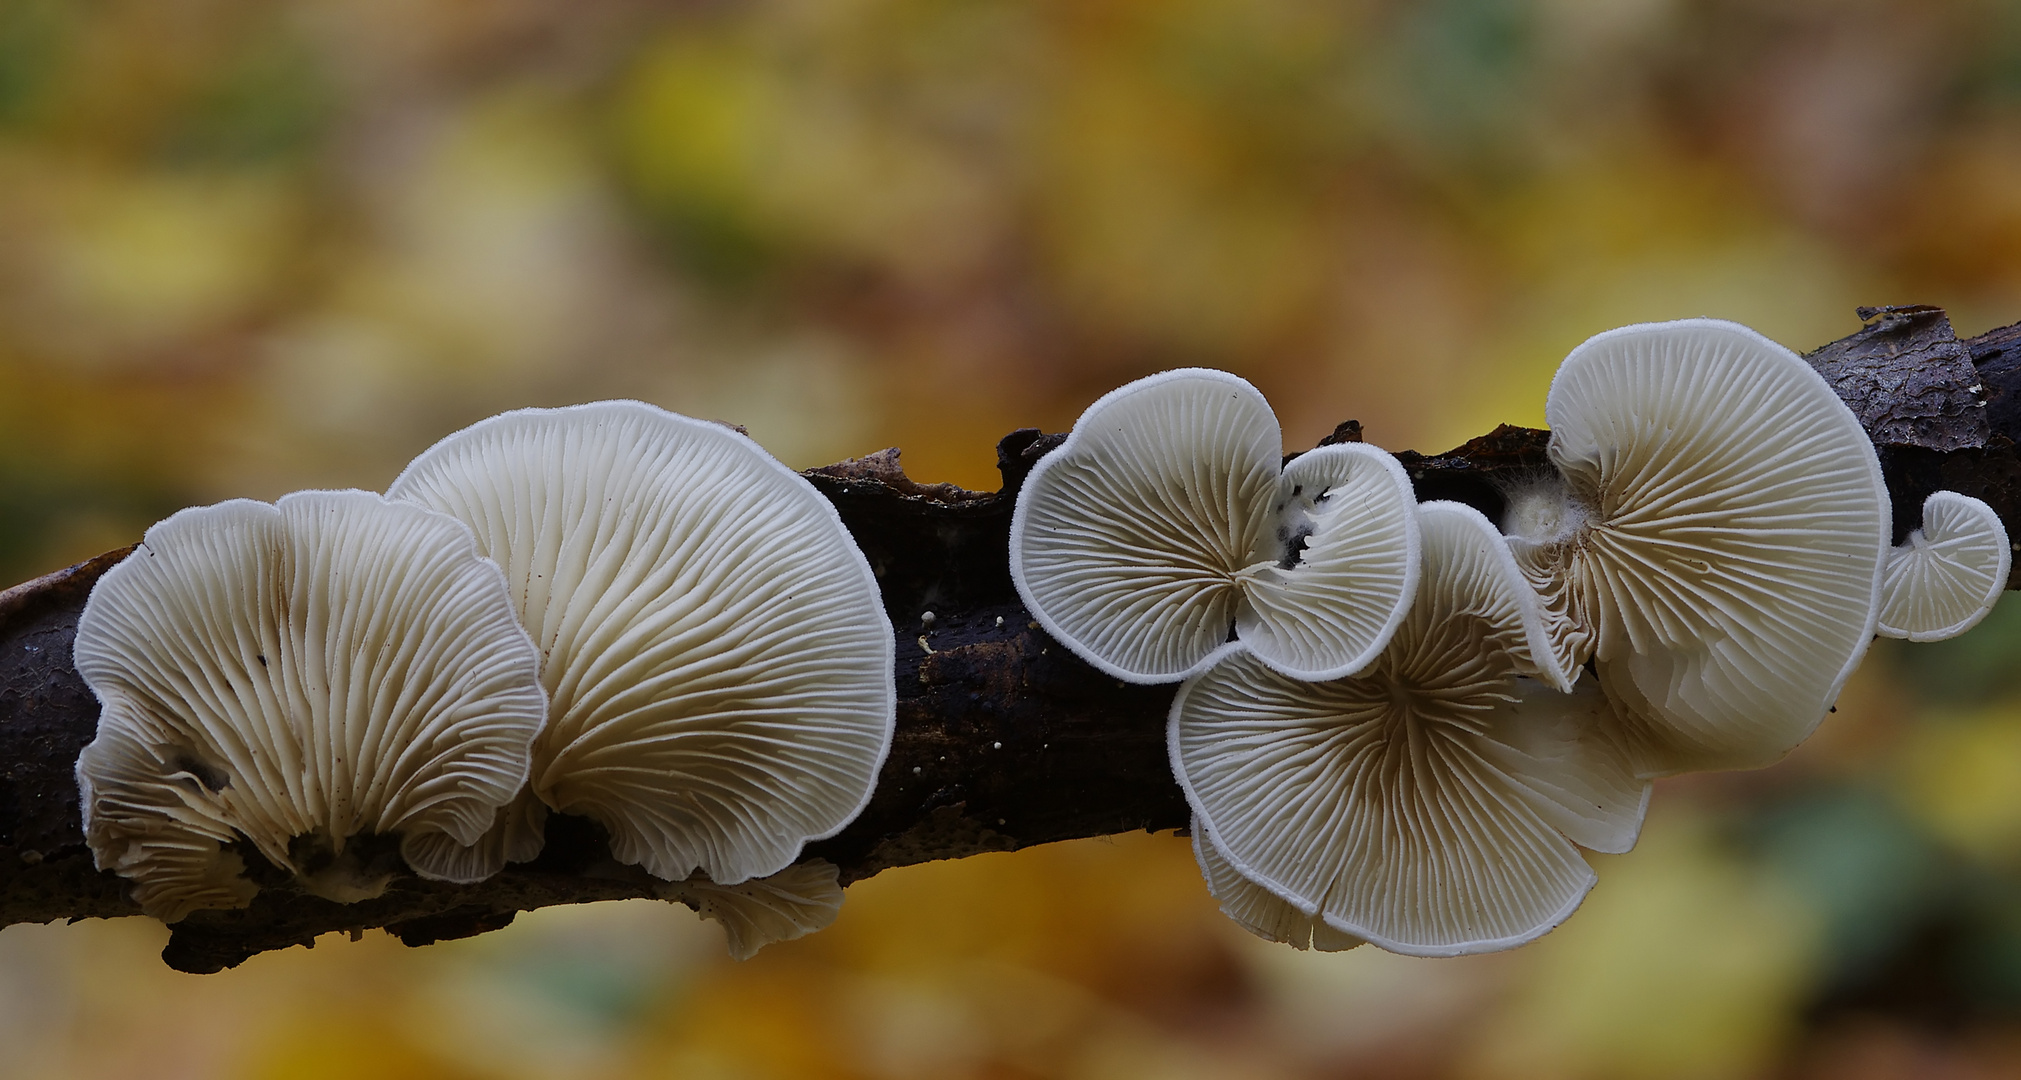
[1236,444,1419,681]
[391,401,894,886]
[75,491,545,921]
[1191,818,1363,952]
[1878,491,2010,642]
[1527,320,1888,773]
[1012,369,1418,683]
[1012,369,1280,682]
[1174,503,1644,955]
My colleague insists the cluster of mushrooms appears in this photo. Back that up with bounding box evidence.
[1011,318,2012,956]
[73,402,895,958]
[68,317,2014,961]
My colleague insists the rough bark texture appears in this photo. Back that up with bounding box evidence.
[1807,305,1990,455]
[1,309,2013,972]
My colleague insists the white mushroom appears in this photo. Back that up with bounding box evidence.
[73,491,546,922]
[1504,319,1891,774]
[1877,491,2011,642]
[1010,369,1419,684]
[1173,501,1647,956]
[388,401,895,886]
[659,859,845,961]
[1191,816,1362,952]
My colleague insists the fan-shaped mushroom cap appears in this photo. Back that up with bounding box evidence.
[660,859,845,961]
[1878,491,2011,642]
[74,491,546,922]
[1173,501,1647,956]
[1507,319,1890,775]
[388,400,895,886]
[1191,817,1362,952]
[1010,369,1419,683]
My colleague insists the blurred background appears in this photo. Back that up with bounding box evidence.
[5,0,2021,1076]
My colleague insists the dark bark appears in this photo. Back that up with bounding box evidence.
[0,308,2010,973]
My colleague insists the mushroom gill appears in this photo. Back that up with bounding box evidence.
[1503,319,1890,775]
[1191,815,1363,952]
[1878,491,2011,642]
[74,491,546,922]
[1173,501,1647,956]
[1011,368,1419,684]
[389,401,895,887]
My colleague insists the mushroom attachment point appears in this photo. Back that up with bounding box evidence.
[73,491,547,922]
[388,400,896,886]
[1173,501,1648,956]
[1877,491,2011,642]
[1504,319,1890,775]
[1010,369,1420,684]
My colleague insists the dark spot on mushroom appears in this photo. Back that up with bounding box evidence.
[256,654,267,667]
[1277,525,1315,570]
[288,830,405,892]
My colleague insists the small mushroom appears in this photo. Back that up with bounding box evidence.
[1878,491,2011,642]
[389,401,895,886]
[1173,501,1647,956]
[1010,369,1419,683]
[658,859,845,961]
[74,491,546,921]
[1504,319,1890,774]
[1191,816,1363,952]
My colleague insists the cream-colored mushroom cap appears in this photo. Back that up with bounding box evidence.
[388,400,895,886]
[74,490,546,922]
[1191,817,1362,952]
[1507,319,1890,774]
[1173,501,1647,956]
[1010,369,1419,683]
[1878,491,2011,642]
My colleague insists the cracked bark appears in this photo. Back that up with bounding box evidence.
[3,308,2016,973]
